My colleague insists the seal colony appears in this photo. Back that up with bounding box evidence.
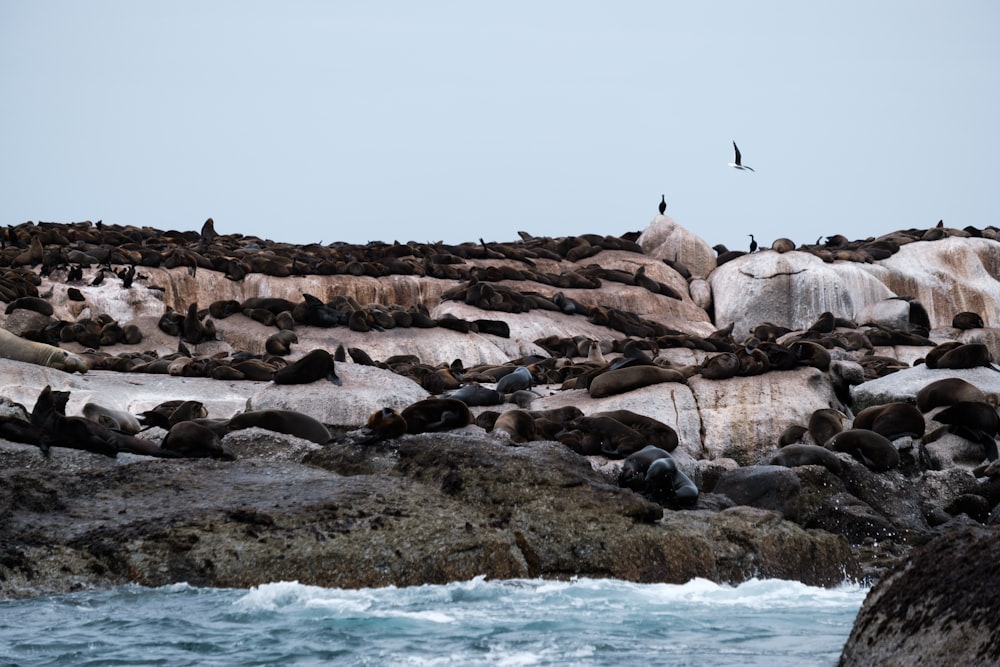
[2,216,1000,595]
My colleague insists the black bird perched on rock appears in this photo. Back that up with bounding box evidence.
[748,234,757,253]
[658,195,666,215]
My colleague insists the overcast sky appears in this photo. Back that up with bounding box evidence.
[2,2,997,251]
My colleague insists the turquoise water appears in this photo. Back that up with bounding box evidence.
[0,577,867,666]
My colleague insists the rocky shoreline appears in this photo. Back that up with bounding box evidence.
[2,217,1000,607]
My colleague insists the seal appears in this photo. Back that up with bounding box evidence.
[852,402,926,440]
[778,424,808,446]
[490,409,537,443]
[618,445,670,490]
[162,421,235,459]
[400,398,473,434]
[0,328,88,373]
[356,407,408,444]
[561,415,646,457]
[588,365,686,398]
[442,383,504,407]
[952,311,985,329]
[926,343,995,370]
[82,402,142,434]
[809,408,846,447]
[917,378,988,412]
[4,296,54,317]
[931,401,1000,461]
[618,445,697,507]
[643,456,699,507]
[265,329,298,356]
[590,409,678,451]
[770,443,844,474]
[227,409,332,444]
[31,385,179,458]
[790,340,831,371]
[495,366,534,394]
[272,348,341,385]
[825,429,900,472]
[700,352,741,380]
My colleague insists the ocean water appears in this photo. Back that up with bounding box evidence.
[0,577,867,666]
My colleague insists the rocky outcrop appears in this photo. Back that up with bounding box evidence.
[0,430,857,598]
[712,238,1000,336]
[3,217,1000,603]
[839,526,1000,666]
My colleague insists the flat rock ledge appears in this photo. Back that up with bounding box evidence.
[840,525,1000,666]
[0,431,856,599]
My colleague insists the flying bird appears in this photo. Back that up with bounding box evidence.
[728,141,754,172]
[658,195,667,215]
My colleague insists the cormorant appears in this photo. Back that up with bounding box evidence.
[658,195,667,215]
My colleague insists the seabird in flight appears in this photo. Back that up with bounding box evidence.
[728,141,754,172]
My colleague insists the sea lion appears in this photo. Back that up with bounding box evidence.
[227,409,332,444]
[769,443,844,474]
[0,328,88,373]
[495,366,534,394]
[272,348,341,385]
[825,429,900,472]
[491,409,537,444]
[400,398,473,434]
[852,402,926,440]
[265,329,298,356]
[916,378,987,412]
[162,421,235,460]
[588,365,686,398]
[809,408,847,448]
[356,407,408,445]
[0,415,50,454]
[442,383,503,407]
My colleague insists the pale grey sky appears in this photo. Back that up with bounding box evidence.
[2,1,997,251]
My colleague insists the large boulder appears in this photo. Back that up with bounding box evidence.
[638,215,717,280]
[840,526,1000,666]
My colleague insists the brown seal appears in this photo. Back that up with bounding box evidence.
[162,421,235,460]
[590,409,679,452]
[227,409,332,444]
[273,348,341,385]
[588,365,686,398]
[916,378,987,412]
[490,409,537,443]
[265,330,298,356]
[825,429,900,472]
[770,443,844,474]
[356,407,408,444]
[852,402,926,440]
[809,408,847,447]
[400,398,473,434]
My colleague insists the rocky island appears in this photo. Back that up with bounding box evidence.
[1,216,998,659]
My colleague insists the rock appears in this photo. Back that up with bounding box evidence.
[712,465,801,520]
[840,526,1000,666]
[851,366,1000,411]
[0,433,859,597]
[638,215,717,280]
